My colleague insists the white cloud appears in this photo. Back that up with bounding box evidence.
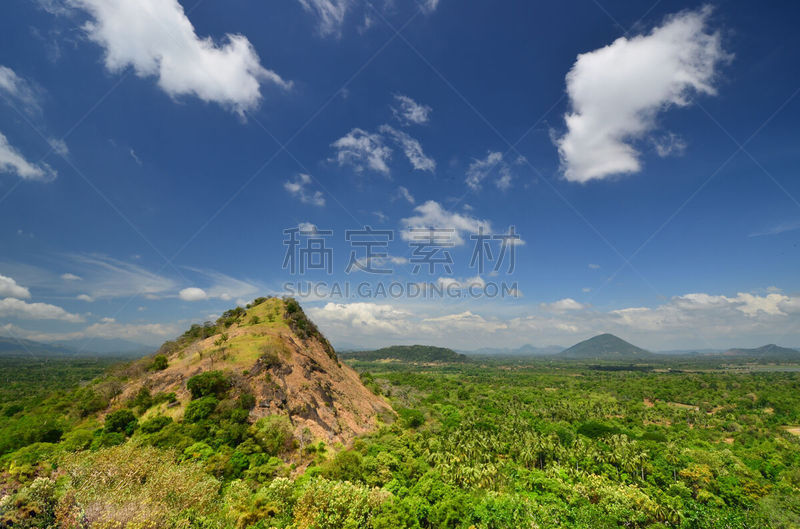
[380,125,435,172]
[556,7,728,182]
[331,128,392,175]
[76,294,94,302]
[749,220,800,238]
[306,289,800,351]
[5,320,179,345]
[298,222,318,233]
[67,0,290,115]
[420,0,440,14]
[0,65,41,114]
[466,151,516,191]
[540,298,587,313]
[0,132,57,182]
[391,94,432,125]
[0,297,83,322]
[284,173,325,206]
[297,0,351,37]
[298,0,440,38]
[588,263,601,269]
[0,274,31,299]
[652,132,687,157]
[68,254,177,299]
[179,287,207,301]
[61,273,82,281]
[396,186,415,204]
[401,200,491,245]
[307,302,413,335]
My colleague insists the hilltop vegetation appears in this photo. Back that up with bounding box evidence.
[341,344,466,363]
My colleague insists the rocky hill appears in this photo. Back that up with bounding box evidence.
[110,297,392,446]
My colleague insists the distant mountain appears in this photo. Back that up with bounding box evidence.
[463,344,565,356]
[718,344,800,360]
[51,337,152,355]
[560,334,652,359]
[0,335,151,357]
[0,336,77,357]
[342,345,467,363]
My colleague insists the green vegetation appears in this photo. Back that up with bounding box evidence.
[342,344,467,363]
[284,297,337,361]
[2,348,800,527]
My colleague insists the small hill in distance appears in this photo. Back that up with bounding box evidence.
[341,344,467,363]
[718,344,800,360]
[560,333,652,360]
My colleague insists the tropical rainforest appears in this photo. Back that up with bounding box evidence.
[1,299,799,529]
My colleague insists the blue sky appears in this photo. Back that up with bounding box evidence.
[1,0,800,351]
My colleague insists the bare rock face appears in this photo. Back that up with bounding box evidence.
[114,298,393,446]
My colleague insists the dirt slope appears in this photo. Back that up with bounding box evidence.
[112,298,393,446]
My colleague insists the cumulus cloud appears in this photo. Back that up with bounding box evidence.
[331,128,392,175]
[466,151,518,191]
[284,173,325,206]
[76,294,94,302]
[556,7,728,182]
[307,302,413,335]
[379,125,436,172]
[401,200,491,245]
[61,273,81,281]
[66,0,290,114]
[0,274,31,299]
[0,132,57,182]
[392,94,432,125]
[540,298,587,313]
[179,287,207,301]
[0,297,83,322]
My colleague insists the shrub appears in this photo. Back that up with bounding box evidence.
[293,478,389,529]
[397,408,425,429]
[184,396,219,423]
[131,386,153,413]
[60,444,221,529]
[252,415,294,456]
[140,416,173,434]
[577,421,620,439]
[187,371,230,400]
[104,409,137,435]
[150,354,169,371]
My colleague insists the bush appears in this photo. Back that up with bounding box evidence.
[252,415,294,456]
[104,409,138,435]
[131,386,153,413]
[398,408,425,429]
[150,354,169,371]
[577,421,620,439]
[184,396,219,423]
[60,444,221,529]
[140,416,173,434]
[187,371,230,400]
[293,478,389,529]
